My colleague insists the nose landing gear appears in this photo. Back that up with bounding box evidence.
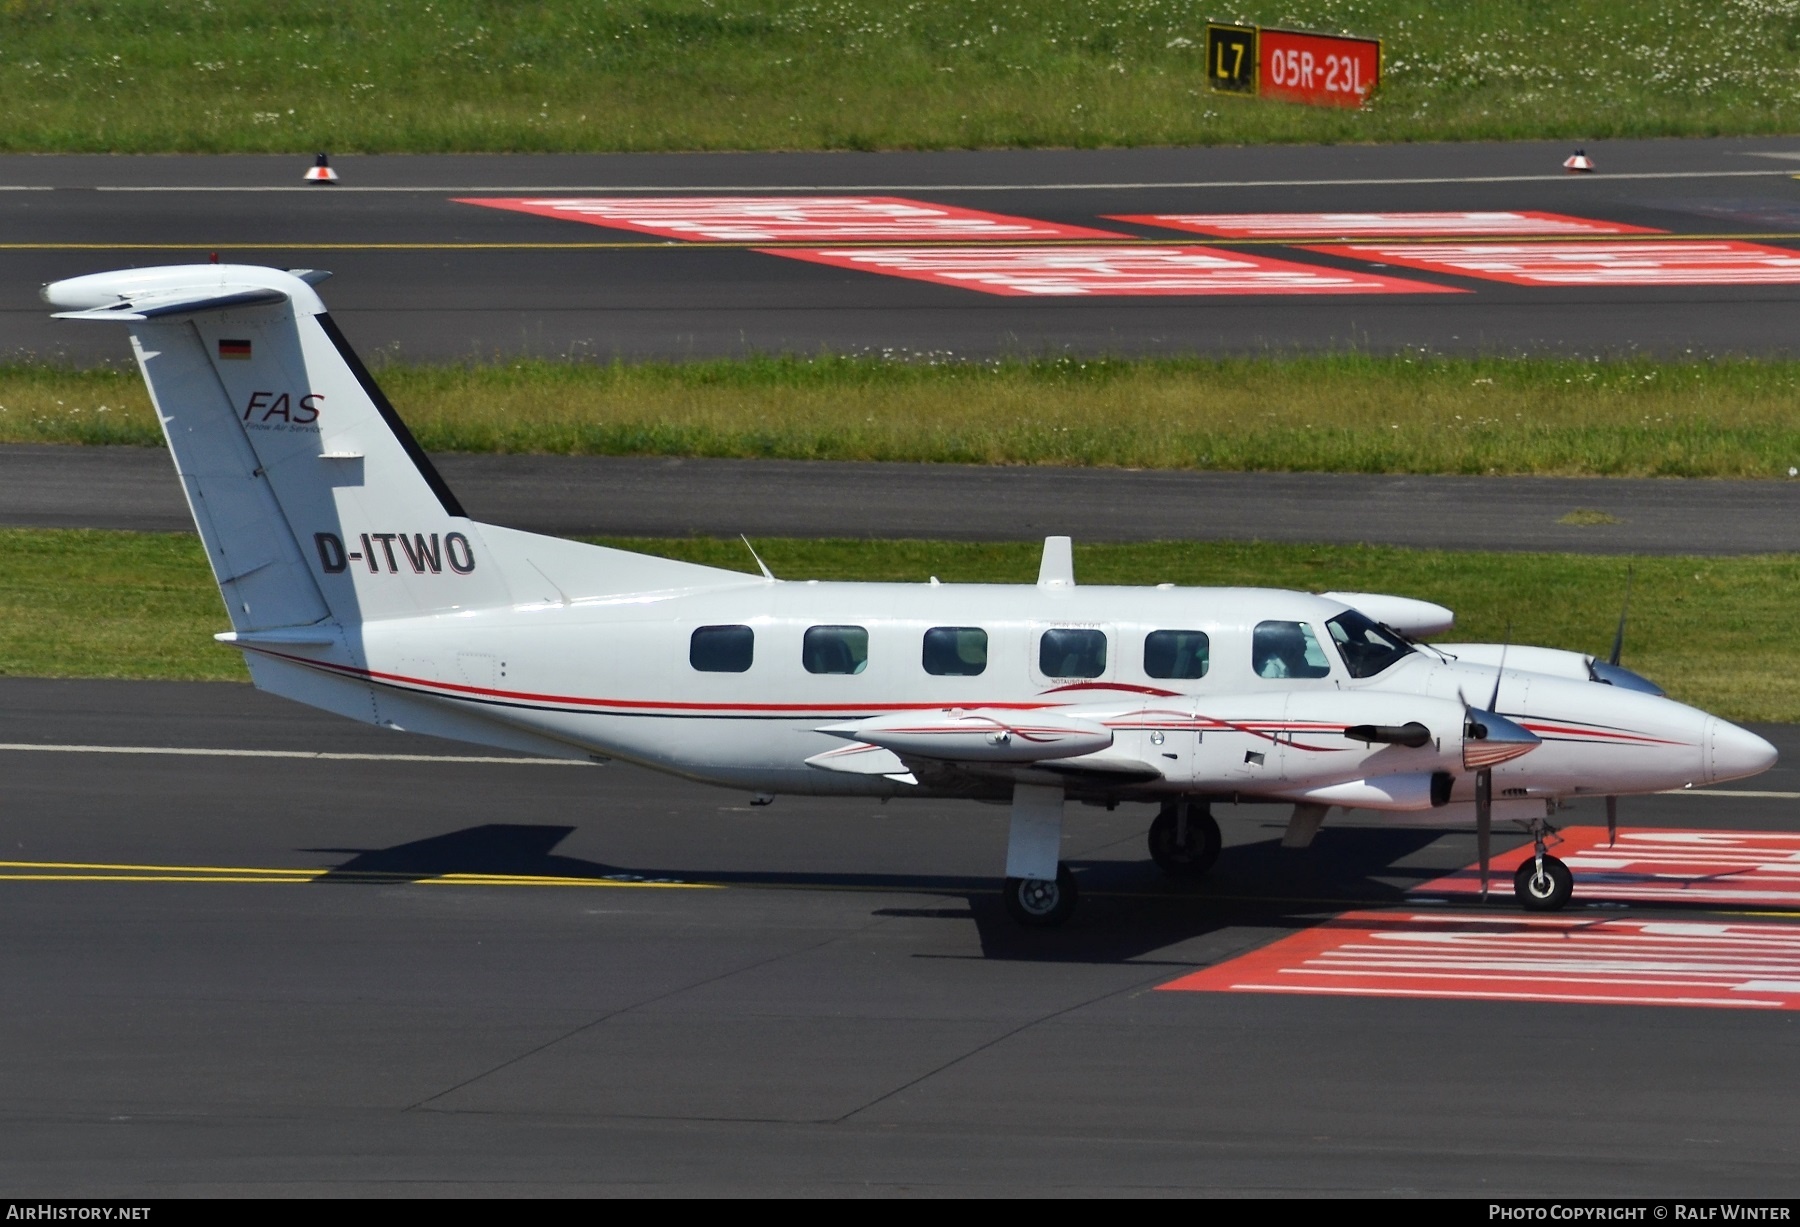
[1512,819,1573,911]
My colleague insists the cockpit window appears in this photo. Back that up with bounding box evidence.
[1252,621,1332,679]
[1326,609,1414,678]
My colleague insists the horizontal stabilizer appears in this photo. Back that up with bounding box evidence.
[215,626,341,651]
[52,288,290,322]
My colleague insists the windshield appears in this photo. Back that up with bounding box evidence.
[1326,609,1415,678]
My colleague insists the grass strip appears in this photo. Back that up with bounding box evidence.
[8,354,1800,479]
[3,528,1794,724]
[2,1,1799,152]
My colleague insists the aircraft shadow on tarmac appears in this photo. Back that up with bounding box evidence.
[957,827,1454,963]
[303,823,1456,965]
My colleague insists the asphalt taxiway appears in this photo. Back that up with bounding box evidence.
[7,443,1800,555]
[1,677,1797,1194]
[8,137,1800,362]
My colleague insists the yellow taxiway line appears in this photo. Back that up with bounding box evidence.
[0,858,714,889]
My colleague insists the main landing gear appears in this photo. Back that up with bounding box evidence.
[1002,783,1078,928]
[1003,863,1079,927]
[1148,799,1221,880]
[1513,819,1573,911]
[997,791,1221,928]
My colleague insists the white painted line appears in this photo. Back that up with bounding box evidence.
[1658,788,1800,798]
[0,742,588,766]
[72,169,1798,193]
[770,244,1459,296]
[462,194,1123,241]
[0,186,52,192]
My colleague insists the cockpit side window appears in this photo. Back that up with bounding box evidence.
[1252,620,1332,679]
[1326,610,1414,678]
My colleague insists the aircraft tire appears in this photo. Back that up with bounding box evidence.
[1514,854,1574,911]
[1003,862,1079,927]
[1148,803,1222,879]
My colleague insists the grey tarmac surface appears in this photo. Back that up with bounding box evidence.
[1,676,1797,1195]
[6,442,1799,554]
[9,138,1800,362]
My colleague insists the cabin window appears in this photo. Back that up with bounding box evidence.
[1252,621,1332,679]
[1145,630,1210,679]
[1039,628,1107,679]
[803,625,869,675]
[689,625,754,673]
[923,627,987,676]
[1326,610,1414,678]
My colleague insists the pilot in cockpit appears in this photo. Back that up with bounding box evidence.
[1253,620,1330,679]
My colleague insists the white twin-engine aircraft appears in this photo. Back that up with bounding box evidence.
[47,265,1778,925]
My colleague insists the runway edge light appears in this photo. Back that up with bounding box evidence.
[1563,149,1595,173]
[304,153,339,184]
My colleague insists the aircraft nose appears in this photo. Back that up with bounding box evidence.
[1707,718,1779,784]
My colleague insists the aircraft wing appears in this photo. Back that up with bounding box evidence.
[808,708,1161,788]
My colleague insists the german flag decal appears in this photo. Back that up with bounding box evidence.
[218,338,252,360]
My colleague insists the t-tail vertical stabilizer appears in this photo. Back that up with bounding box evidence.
[45,264,745,750]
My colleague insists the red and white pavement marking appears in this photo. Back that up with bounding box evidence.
[1303,240,1800,286]
[1108,211,1662,239]
[763,245,1462,296]
[1417,826,1800,909]
[1160,911,1800,1010]
[455,196,1125,242]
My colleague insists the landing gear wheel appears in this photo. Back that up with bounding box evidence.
[1148,802,1221,879]
[1514,854,1574,911]
[1003,862,1079,927]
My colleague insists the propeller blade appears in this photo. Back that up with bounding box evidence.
[1606,795,1618,847]
[1609,566,1634,667]
[1487,622,1511,713]
[1476,768,1493,902]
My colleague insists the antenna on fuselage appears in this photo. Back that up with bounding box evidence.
[1037,536,1075,588]
[740,535,775,582]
